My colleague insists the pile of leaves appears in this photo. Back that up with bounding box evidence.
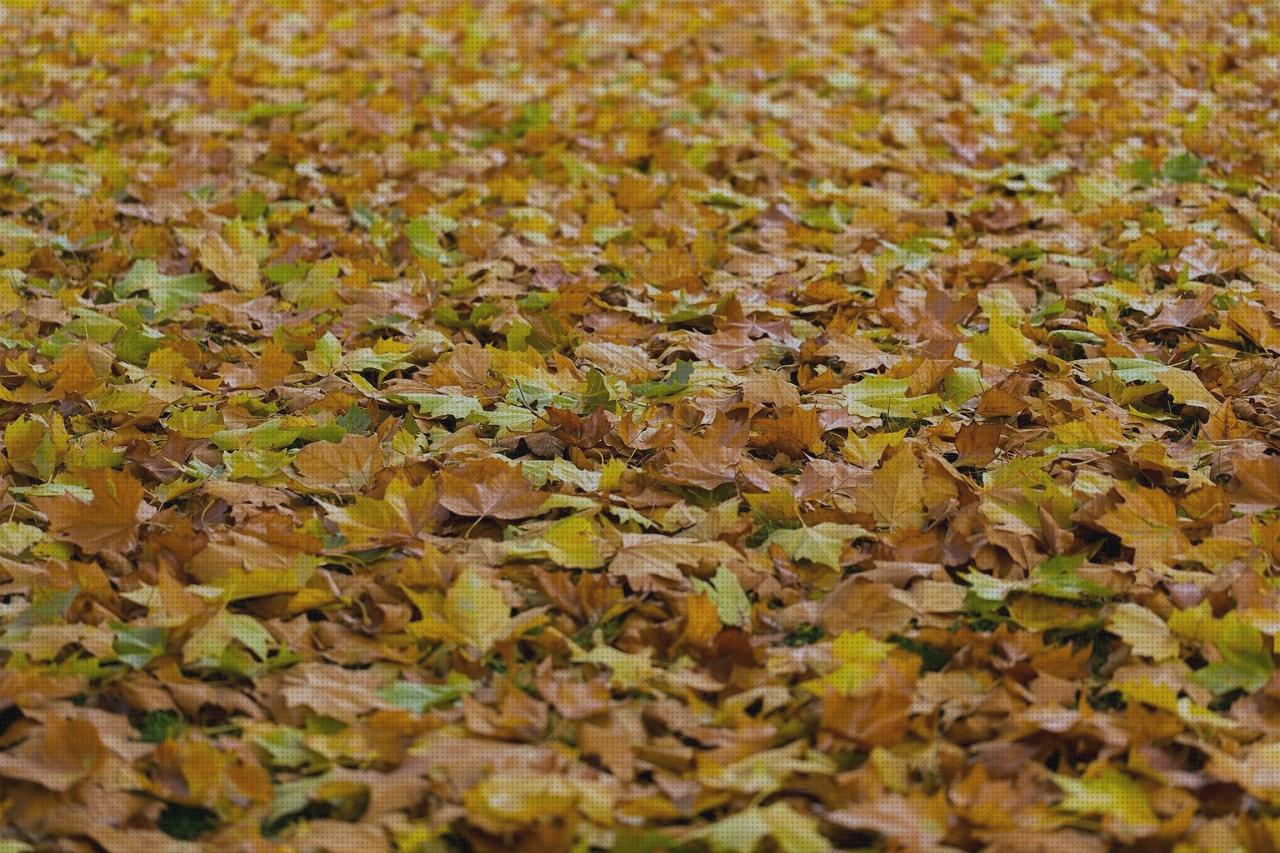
[3,0,1280,850]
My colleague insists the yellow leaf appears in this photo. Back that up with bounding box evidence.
[961,313,1041,367]
[802,630,893,696]
[1118,678,1236,729]
[683,592,722,647]
[445,568,513,652]
[840,427,906,467]
[868,446,924,531]
[4,415,53,479]
[463,772,615,834]
[404,568,513,654]
[1053,768,1159,842]
[196,230,260,294]
[690,802,829,853]
[1108,603,1179,660]
[1097,484,1189,570]
[571,632,659,691]
[1156,367,1217,411]
[508,513,605,568]
[0,271,22,314]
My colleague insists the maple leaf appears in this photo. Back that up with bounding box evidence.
[507,513,607,568]
[609,535,742,587]
[683,592,723,647]
[691,565,751,627]
[4,413,65,480]
[687,802,829,853]
[660,428,741,489]
[6,0,1280,847]
[867,446,925,531]
[1229,301,1280,352]
[323,475,438,549]
[253,340,295,390]
[1053,768,1159,842]
[438,457,545,519]
[1096,484,1190,570]
[570,633,660,691]
[751,406,825,458]
[463,772,616,835]
[33,468,145,554]
[766,522,872,569]
[183,608,276,669]
[192,228,261,294]
[114,260,210,320]
[1118,678,1236,730]
[1167,601,1275,695]
[1108,603,1179,660]
[1156,366,1217,411]
[404,568,514,654]
[293,432,383,494]
[802,630,895,696]
[842,376,942,419]
[0,715,105,792]
[960,313,1041,367]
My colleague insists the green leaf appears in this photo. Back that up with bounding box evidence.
[1053,769,1158,840]
[112,623,166,669]
[612,829,683,853]
[1109,356,1164,383]
[692,565,751,627]
[136,710,185,743]
[301,331,342,375]
[689,802,829,853]
[114,260,210,320]
[1169,603,1275,695]
[1123,158,1156,187]
[234,190,268,219]
[1161,151,1203,184]
[590,223,632,245]
[800,202,853,232]
[392,392,483,419]
[841,376,941,419]
[183,610,276,668]
[943,367,986,406]
[1028,553,1111,601]
[765,523,871,569]
[377,673,476,713]
[243,100,307,121]
[630,360,693,397]
[251,726,329,773]
[581,367,615,412]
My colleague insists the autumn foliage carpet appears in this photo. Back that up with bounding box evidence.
[3,0,1280,851]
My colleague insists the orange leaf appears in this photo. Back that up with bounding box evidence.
[35,468,144,555]
[439,458,545,520]
[294,433,383,494]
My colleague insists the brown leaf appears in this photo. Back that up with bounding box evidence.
[294,433,384,493]
[751,406,825,459]
[0,715,105,791]
[34,468,145,555]
[819,656,918,746]
[954,421,1003,467]
[659,429,741,490]
[867,445,925,531]
[253,339,295,389]
[1096,484,1190,570]
[438,458,545,519]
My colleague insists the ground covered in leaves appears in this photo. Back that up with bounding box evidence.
[4,0,1280,851]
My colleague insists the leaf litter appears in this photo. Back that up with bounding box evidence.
[1,0,1280,851]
